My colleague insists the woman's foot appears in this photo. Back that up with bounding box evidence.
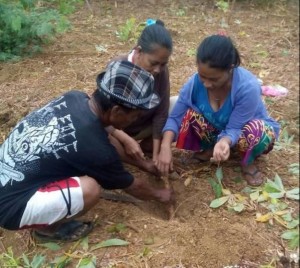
[241,164,264,186]
[192,149,214,162]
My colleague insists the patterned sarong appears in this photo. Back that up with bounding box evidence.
[176,109,275,165]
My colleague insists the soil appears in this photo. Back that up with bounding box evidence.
[0,1,299,267]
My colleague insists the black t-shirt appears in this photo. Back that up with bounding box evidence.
[0,90,133,229]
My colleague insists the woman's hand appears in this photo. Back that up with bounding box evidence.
[155,144,173,176]
[123,136,145,160]
[213,137,231,162]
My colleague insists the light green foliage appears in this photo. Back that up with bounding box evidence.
[209,167,248,212]
[0,247,46,268]
[274,127,295,151]
[186,48,196,57]
[215,0,229,12]
[0,0,83,61]
[263,173,299,200]
[208,167,223,198]
[288,163,299,176]
[107,223,127,233]
[77,256,96,268]
[281,229,299,249]
[116,17,145,42]
[175,8,186,16]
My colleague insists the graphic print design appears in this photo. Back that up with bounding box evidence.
[0,96,77,186]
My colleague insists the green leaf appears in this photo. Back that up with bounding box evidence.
[281,230,298,240]
[36,22,52,37]
[282,230,299,249]
[208,178,222,198]
[216,167,223,183]
[274,174,285,191]
[11,16,22,32]
[22,254,30,266]
[287,219,299,229]
[282,213,293,222]
[286,193,299,200]
[81,236,89,251]
[286,188,299,195]
[268,192,285,199]
[231,203,244,213]
[250,190,260,201]
[264,179,283,193]
[31,255,46,268]
[38,242,61,250]
[90,238,129,251]
[288,235,299,249]
[209,196,229,208]
[78,257,96,268]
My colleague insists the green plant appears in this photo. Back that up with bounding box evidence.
[51,0,84,15]
[263,173,299,200]
[209,167,249,212]
[281,229,299,249]
[274,127,295,151]
[215,0,229,12]
[116,17,145,42]
[288,163,299,176]
[0,0,71,61]
[186,48,196,57]
[208,167,223,198]
[175,8,186,16]
[0,247,46,268]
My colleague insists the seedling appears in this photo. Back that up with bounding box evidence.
[215,0,229,12]
[116,17,144,42]
[288,163,299,176]
[281,229,299,250]
[274,127,295,151]
[263,173,299,200]
[209,167,249,212]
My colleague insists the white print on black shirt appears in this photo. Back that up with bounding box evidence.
[0,96,77,187]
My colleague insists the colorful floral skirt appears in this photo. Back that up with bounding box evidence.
[176,109,276,165]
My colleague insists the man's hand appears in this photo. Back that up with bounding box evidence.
[123,136,145,160]
[124,176,176,205]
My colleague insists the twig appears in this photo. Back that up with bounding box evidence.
[85,0,93,14]
[0,238,7,254]
[161,176,175,220]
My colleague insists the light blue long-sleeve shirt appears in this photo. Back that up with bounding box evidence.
[163,67,280,146]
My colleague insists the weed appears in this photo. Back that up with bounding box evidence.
[116,17,144,42]
[274,127,295,151]
[215,0,229,12]
[186,48,196,57]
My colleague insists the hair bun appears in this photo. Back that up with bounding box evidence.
[155,19,165,27]
[146,18,165,27]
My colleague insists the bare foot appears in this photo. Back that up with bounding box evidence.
[141,159,159,176]
[193,149,214,162]
[241,164,263,186]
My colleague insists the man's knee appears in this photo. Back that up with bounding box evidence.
[80,177,101,209]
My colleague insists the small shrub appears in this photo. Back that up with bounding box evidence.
[0,0,77,61]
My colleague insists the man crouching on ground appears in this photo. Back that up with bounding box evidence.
[0,60,175,242]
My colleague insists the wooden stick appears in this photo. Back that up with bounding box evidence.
[161,176,175,220]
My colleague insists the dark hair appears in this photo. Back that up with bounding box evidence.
[196,35,241,70]
[92,90,132,113]
[137,20,173,53]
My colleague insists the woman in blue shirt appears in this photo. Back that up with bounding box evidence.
[156,35,280,186]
